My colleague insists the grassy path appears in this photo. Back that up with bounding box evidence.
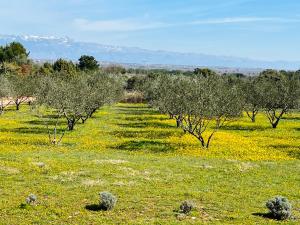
[0,104,299,224]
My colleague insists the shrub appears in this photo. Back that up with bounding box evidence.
[25,194,37,205]
[121,91,144,103]
[35,162,45,168]
[99,192,117,210]
[179,200,195,214]
[266,196,292,220]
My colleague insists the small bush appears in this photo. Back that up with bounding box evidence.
[99,192,117,210]
[180,200,195,214]
[35,162,45,168]
[266,196,292,220]
[121,91,144,103]
[25,194,37,205]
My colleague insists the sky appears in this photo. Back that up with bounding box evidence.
[1,0,300,61]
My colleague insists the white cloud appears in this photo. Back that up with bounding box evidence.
[190,17,300,25]
[74,17,300,32]
[190,17,273,25]
[73,18,167,32]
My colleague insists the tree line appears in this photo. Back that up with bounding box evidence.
[133,68,300,148]
[0,42,299,147]
[0,42,124,144]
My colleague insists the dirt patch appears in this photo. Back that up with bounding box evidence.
[0,166,20,174]
[82,179,105,186]
[93,159,129,165]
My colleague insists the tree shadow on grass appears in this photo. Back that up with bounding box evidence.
[117,122,174,129]
[253,212,297,222]
[115,105,150,109]
[14,127,51,135]
[116,108,161,116]
[24,120,65,126]
[220,124,269,131]
[0,127,51,135]
[287,151,300,160]
[120,116,169,122]
[1,107,16,112]
[116,140,176,153]
[268,144,300,159]
[34,114,60,119]
[269,144,300,149]
[111,130,174,139]
[0,127,66,136]
[282,116,300,121]
[0,137,48,146]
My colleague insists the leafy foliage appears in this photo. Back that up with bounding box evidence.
[242,78,262,122]
[103,65,126,74]
[266,196,292,220]
[53,58,77,76]
[78,55,99,71]
[99,192,117,210]
[179,200,195,214]
[193,67,216,78]
[141,74,244,148]
[36,72,123,136]
[25,194,37,205]
[257,71,300,128]
[5,74,37,110]
[38,62,54,75]
[0,75,13,113]
[0,42,29,64]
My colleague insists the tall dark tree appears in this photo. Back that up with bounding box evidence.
[0,42,29,63]
[78,55,99,71]
[38,62,54,75]
[53,58,77,76]
[193,68,217,78]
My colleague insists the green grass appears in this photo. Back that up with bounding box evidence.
[0,104,299,224]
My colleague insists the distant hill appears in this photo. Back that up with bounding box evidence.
[0,34,299,70]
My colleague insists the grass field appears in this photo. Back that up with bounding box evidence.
[0,103,299,224]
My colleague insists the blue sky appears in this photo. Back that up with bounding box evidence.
[1,0,300,61]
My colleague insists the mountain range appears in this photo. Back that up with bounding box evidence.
[0,34,299,70]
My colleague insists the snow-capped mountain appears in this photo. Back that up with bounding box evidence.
[0,34,299,70]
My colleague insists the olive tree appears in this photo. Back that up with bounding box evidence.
[180,75,243,148]
[79,73,123,123]
[149,75,194,128]
[36,73,123,133]
[7,74,35,110]
[243,78,263,122]
[257,70,300,128]
[144,74,243,148]
[37,75,89,131]
[34,75,67,144]
[0,76,12,114]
